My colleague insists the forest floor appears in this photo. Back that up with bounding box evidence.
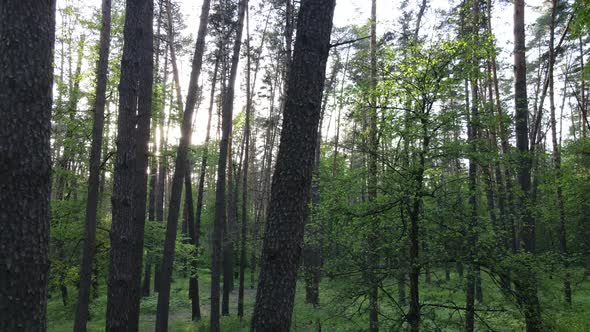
[47,268,590,331]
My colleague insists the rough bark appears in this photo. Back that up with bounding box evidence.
[106,0,154,329]
[154,0,211,329]
[74,0,111,330]
[0,0,55,330]
[251,0,336,329]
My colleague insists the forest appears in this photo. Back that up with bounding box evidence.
[1,0,590,331]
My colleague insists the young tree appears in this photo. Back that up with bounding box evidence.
[74,0,112,330]
[106,0,154,329]
[0,1,56,330]
[251,0,336,329]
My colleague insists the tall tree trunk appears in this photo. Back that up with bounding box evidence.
[251,58,282,290]
[145,2,163,296]
[0,0,55,330]
[191,50,220,323]
[106,0,154,329]
[165,0,184,113]
[210,0,247,330]
[465,0,480,329]
[184,160,201,319]
[74,0,111,330]
[145,127,157,297]
[238,7,252,318]
[251,0,336,329]
[492,46,517,254]
[304,52,337,307]
[155,41,170,295]
[222,131,234,315]
[579,38,588,137]
[407,168,424,332]
[548,0,571,306]
[513,1,543,330]
[238,12,272,294]
[154,0,212,330]
[332,46,351,177]
[367,1,380,330]
[406,111,433,332]
[55,32,86,201]
[278,0,294,115]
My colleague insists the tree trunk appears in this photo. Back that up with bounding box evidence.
[145,123,157,298]
[190,50,220,323]
[74,0,111,330]
[145,3,162,296]
[0,1,55,330]
[154,0,212,330]
[513,1,543,330]
[106,0,154,329]
[210,0,247,330]
[238,7,253,318]
[251,57,282,291]
[465,1,481,329]
[55,33,86,201]
[155,39,170,295]
[278,0,294,115]
[184,162,196,299]
[367,1,380,330]
[548,0,571,306]
[222,132,234,316]
[165,0,184,114]
[407,120,431,332]
[304,51,337,307]
[251,0,336,329]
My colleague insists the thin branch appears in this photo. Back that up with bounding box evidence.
[330,36,370,49]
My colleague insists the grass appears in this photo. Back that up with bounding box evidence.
[47,268,590,331]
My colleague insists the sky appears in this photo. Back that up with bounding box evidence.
[55,0,545,146]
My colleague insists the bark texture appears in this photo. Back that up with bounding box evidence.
[251,0,336,329]
[106,0,154,329]
[0,1,55,330]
